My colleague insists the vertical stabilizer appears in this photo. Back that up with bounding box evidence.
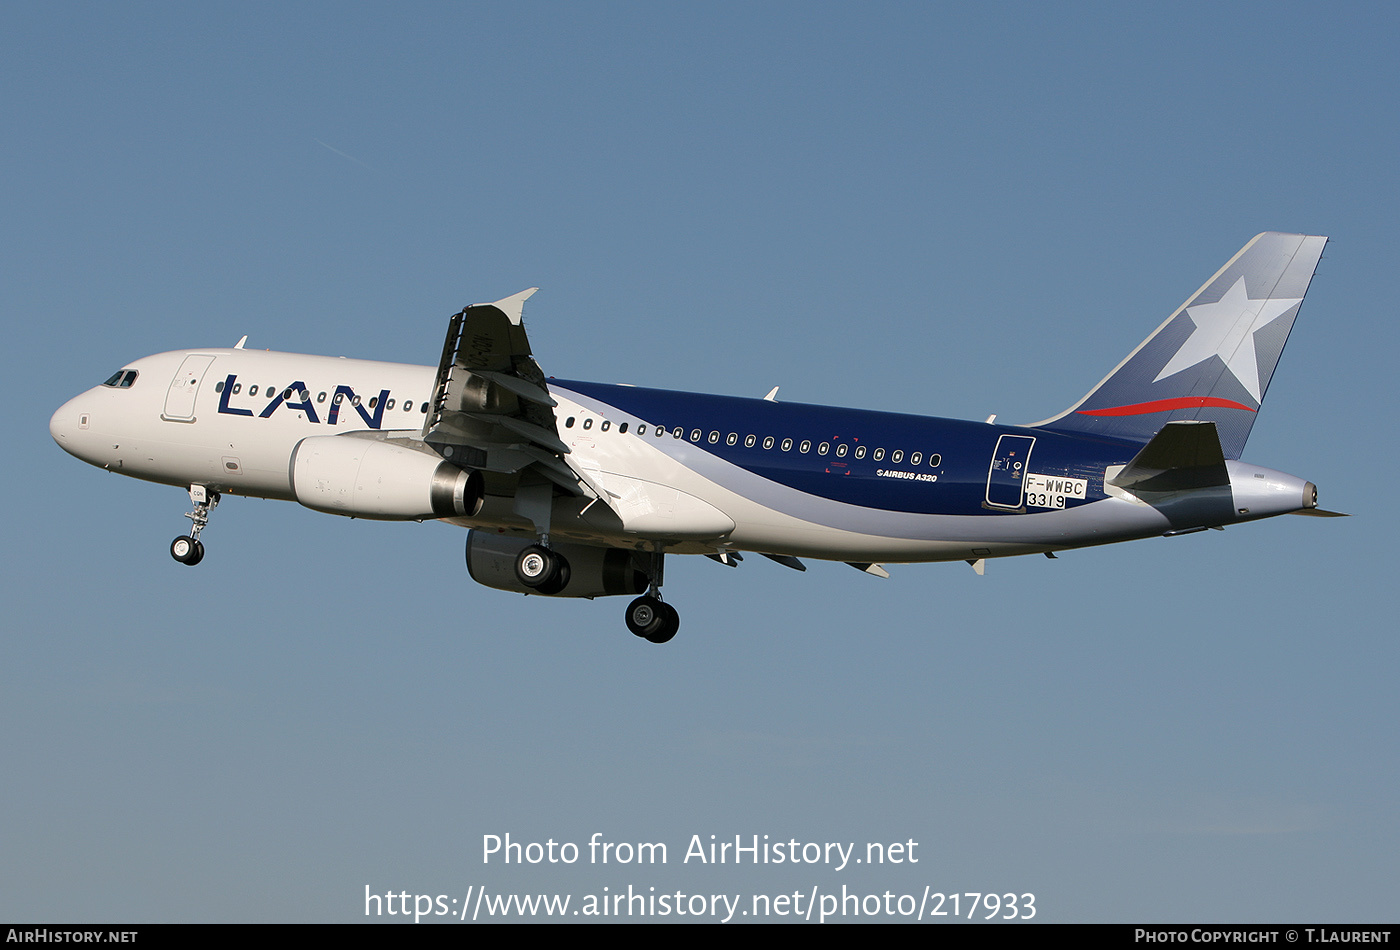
[1032,233,1326,458]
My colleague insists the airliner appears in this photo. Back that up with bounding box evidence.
[50,233,1342,643]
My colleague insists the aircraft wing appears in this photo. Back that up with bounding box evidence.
[420,289,606,502]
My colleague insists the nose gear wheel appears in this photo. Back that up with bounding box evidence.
[170,485,218,566]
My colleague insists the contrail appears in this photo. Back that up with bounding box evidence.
[313,137,373,170]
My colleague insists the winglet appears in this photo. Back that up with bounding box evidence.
[476,288,539,326]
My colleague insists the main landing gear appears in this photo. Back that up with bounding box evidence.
[625,595,679,644]
[170,484,218,566]
[625,545,679,644]
[513,543,571,595]
[507,537,682,644]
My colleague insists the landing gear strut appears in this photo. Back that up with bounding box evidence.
[625,545,679,643]
[170,484,218,566]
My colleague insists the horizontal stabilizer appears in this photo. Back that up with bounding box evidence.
[1108,420,1229,493]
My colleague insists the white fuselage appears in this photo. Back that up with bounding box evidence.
[50,346,1313,564]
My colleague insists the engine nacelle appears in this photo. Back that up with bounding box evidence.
[466,530,648,599]
[291,436,484,521]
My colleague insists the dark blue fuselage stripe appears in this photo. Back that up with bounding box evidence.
[553,380,1142,518]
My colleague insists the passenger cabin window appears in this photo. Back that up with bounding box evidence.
[618,422,628,434]
[601,421,611,432]
[727,433,738,445]
[565,417,575,427]
[583,418,593,430]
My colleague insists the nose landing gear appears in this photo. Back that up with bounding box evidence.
[170,535,203,565]
[170,484,218,566]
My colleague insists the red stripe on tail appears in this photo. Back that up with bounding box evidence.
[1077,396,1256,417]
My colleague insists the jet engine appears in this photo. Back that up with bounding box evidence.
[465,530,648,599]
[290,436,483,520]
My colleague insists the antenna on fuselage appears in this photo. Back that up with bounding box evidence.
[234,335,248,349]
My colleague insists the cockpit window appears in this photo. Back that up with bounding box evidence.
[102,370,138,388]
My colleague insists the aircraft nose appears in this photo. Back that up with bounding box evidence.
[50,396,86,456]
[50,402,70,445]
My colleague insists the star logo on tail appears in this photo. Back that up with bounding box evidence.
[1152,277,1302,402]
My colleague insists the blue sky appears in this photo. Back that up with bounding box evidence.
[4,2,1397,923]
